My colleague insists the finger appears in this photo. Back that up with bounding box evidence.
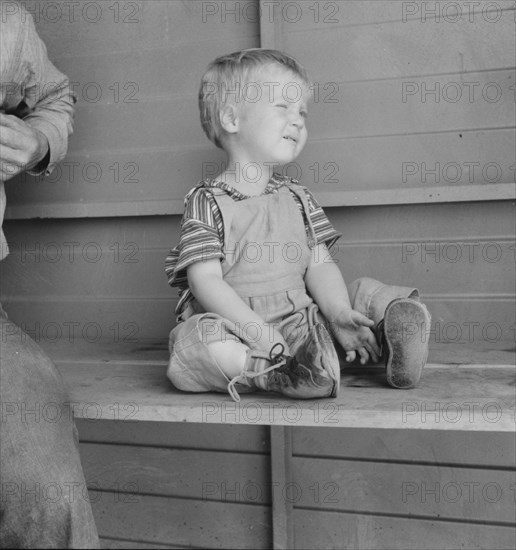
[365,342,380,363]
[0,142,23,164]
[0,163,20,181]
[367,333,382,358]
[345,350,356,363]
[0,127,28,151]
[349,310,374,327]
[0,113,24,129]
[0,125,19,147]
[358,347,369,364]
[0,146,30,169]
[0,118,33,148]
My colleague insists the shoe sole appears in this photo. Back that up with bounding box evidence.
[384,298,431,389]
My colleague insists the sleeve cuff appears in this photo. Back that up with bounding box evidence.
[25,118,67,176]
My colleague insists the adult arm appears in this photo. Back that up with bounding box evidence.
[0,7,75,180]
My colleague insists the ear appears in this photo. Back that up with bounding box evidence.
[220,104,239,134]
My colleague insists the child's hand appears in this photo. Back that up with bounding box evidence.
[329,309,381,364]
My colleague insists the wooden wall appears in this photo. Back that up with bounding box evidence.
[75,419,515,549]
[1,0,514,354]
[260,0,516,353]
[76,420,272,548]
[262,0,515,203]
[1,0,257,347]
[0,1,515,549]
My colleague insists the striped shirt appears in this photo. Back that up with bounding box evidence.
[165,174,341,316]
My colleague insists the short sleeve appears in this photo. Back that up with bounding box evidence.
[301,187,342,249]
[165,188,224,288]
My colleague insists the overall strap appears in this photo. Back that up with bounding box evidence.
[282,181,317,249]
[203,187,236,253]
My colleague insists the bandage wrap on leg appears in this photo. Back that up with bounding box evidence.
[227,323,340,401]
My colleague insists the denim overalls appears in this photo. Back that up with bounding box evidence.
[167,182,417,394]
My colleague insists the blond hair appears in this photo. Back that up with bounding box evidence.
[199,49,310,149]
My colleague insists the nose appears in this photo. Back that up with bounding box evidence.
[290,110,305,128]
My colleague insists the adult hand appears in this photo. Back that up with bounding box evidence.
[0,113,49,181]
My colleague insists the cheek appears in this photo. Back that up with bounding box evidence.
[299,130,308,147]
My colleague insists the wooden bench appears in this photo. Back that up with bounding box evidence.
[45,340,516,549]
[52,341,515,432]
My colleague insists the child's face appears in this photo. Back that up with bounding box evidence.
[233,64,309,165]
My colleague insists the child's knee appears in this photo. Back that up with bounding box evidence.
[207,340,248,377]
[349,277,383,301]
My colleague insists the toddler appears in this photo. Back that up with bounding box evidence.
[165,49,431,401]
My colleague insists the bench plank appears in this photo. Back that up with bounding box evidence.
[56,360,515,431]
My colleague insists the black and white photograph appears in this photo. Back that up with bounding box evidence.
[1,1,514,548]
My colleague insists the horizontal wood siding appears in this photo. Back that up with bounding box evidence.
[5,0,256,217]
[292,427,516,468]
[5,1,515,216]
[260,6,516,542]
[76,421,270,548]
[261,0,515,204]
[90,493,271,549]
[75,421,515,548]
[80,444,271,502]
[290,427,515,550]
[293,511,516,550]
[2,199,514,347]
[258,0,516,349]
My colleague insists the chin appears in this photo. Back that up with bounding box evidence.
[275,151,299,165]
[272,158,296,167]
